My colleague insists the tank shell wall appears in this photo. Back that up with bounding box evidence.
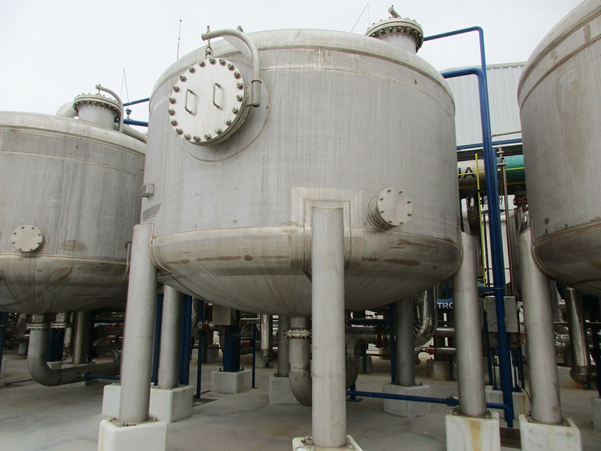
[144,30,461,316]
[0,112,145,313]
[518,0,601,297]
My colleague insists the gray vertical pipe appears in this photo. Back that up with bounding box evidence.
[119,223,158,424]
[72,311,91,365]
[311,207,346,448]
[564,287,592,384]
[453,232,487,417]
[260,314,273,364]
[288,316,311,405]
[396,299,416,386]
[518,227,563,424]
[158,286,183,389]
[277,315,290,377]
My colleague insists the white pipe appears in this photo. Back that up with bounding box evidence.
[56,102,77,118]
[277,315,290,377]
[158,286,183,389]
[119,223,157,424]
[287,317,311,405]
[396,299,416,386]
[260,314,273,363]
[311,207,346,448]
[96,84,124,132]
[519,227,563,424]
[453,232,487,417]
[118,124,148,143]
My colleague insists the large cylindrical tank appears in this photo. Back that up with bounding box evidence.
[0,111,145,313]
[144,28,461,316]
[518,0,601,297]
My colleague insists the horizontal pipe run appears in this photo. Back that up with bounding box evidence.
[123,119,149,127]
[123,98,150,107]
[84,373,120,381]
[457,138,522,151]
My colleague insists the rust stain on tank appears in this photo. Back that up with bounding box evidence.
[165,259,191,264]
[361,257,380,262]
[259,255,288,260]
[390,239,436,250]
[50,266,74,285]
[58,240,88,253]
[196,256,242,262]
[244,255,253,261]
[383,259,420,266]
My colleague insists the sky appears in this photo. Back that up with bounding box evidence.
[0,0,583,125]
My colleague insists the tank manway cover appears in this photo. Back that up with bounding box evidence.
[367,187,413,230]
[169,57,249,146]
[11,225,45,254]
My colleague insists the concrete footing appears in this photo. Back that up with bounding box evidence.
[269,375,297,404]
[211,369,251,394]
[98,418,167,451]
[292,435,362,450]
[102,384,193,423]
[427,360,456,380]
[519,414,582,451]
[382,383,431,417]
[592,397,601,431]
[445,409,500,451]
[359,356,372,374]
[485,386,529,419]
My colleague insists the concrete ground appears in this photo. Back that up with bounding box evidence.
[0,351,599,451]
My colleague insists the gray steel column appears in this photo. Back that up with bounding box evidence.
[453,232,487,417]
[396,298,416,386]
[565,287,592,384]
[119,223,158,424]
[260,314,273,364]
[72,311,90,364]
[311,207,346,448]
[158,286,183,389]
[519,227,563,424]
[277,315,290,377]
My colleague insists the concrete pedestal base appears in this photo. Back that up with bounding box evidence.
[427,360,456,380]
[445,409,500,451]
[269,375,298,404]
[485,386,529,419]
[102,384,193,423]
[292,435,362,450]
[98,418,167,451]
[211,369,251,394]
[382,384,431,417]
[519,414,582,451]
[359,356,372,374]
[592,397,601,431]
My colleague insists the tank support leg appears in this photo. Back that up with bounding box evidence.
[158,286,183,389]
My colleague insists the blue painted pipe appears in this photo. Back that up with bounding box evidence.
[426,25,514,427]
[180,296,193,385]
[123,119,148,127]
[388,303,396,384]
[151,294,164,386]
[84,373,120,381]
[123,98,150,107]
[251,323,257,388]
[195,300,205,398]
[0,312,8,378]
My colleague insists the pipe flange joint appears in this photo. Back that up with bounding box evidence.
[365,16,424,50]
[73,93,122,119]
[366,187,412,231]
[50,321,70,329]
[27,323,50,331]
[284,329,312,339]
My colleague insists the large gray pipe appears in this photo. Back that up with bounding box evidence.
[518,227,563,424]
[564,287,592,384]
[413,287,437,347]
[453,232,487,417]
[119,223,158,425]
[396,299,416,386]
[72,311,91,365]
[158,286,183,389]
[27,316,119,386]
[287,316,311,406]
[311,207,346,449]
[277,315,290,377]
[260,314,273,364]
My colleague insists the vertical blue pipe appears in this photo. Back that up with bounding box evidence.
[251,323,257,388]
[388,303,396,384]
[0,312,8,377]
[195,300,205,398]
[151,293,164,386]
[180,296,192,385]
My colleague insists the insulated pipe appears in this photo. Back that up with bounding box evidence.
[453,232,487,417]
[117,124,148,143]
[277,315,290,377]
[564,288,592,384]
[518,227,563,424]
[200,29,261,107]
[158,286,183,389]
[72,311,91,364]
[27,317,119,386]
[260,314,273,364]
[287,317,311,406]
[56,102,77,118]
[311,207,346,449]
[118,223,158,425]
[396,299,416,386]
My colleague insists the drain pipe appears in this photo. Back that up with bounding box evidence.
[260,314,273,365]
[564,287,592,384]
[277,315,290,377]
[286,317,311,405]
[27,315,120,386]
[72,311,91,364]
[413,288,437,347]
[158,286,183,389]
[518,226,563,424]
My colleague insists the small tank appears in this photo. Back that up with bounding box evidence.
[0,92,146,313]
[518,0,601,297]
[143,21,461,316]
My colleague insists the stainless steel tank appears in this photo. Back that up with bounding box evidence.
[0,108,145,313]
[518,0,601,297]
[144,28,461,316]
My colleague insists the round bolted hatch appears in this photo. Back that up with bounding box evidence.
[169,57,249,146]
[11,225,45,254]
[367,187,412,230]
